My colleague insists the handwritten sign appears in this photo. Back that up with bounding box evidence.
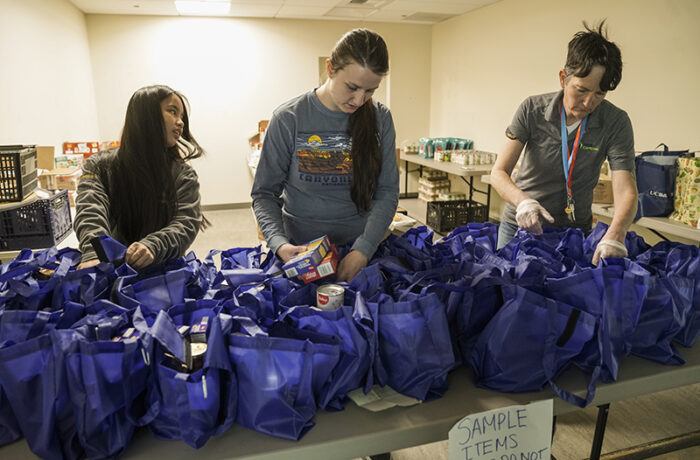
[448,399,553,460]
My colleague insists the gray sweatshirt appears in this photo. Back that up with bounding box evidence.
[74,148,202,264]
[251,90,399,259]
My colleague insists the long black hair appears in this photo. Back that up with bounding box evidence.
[102,85,204,244]
[329,28,389,213]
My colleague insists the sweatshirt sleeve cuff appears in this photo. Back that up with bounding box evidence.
[268,235,291,257]
[80,249,98,263]
[350,237,377,261]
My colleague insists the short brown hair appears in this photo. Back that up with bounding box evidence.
[565,20,622,92]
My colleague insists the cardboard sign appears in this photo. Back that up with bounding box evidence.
[448,399,553,460]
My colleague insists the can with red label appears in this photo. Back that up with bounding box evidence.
[316,284,345,310]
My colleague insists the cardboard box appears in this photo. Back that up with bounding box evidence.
[593,177,613,204]
[39,167,82,191]
[282,235,331,278]
[299,246,338,283]
[36,146,55,170]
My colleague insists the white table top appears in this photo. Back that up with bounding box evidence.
[591,203,700,242]
[400,152,493,178]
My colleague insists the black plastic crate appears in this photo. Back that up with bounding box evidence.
[0,145,38,202]
[0,190,72,250]
[426,199,488,234]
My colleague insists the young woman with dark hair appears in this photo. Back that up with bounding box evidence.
[74,84,205,270]
[252,28,399,282]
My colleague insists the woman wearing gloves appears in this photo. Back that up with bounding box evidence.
[74,84,205,270]
[251,28,399,282]
[491,21,637,265]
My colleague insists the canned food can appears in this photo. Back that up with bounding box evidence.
[316,284,345,310]
[189,342,207,372]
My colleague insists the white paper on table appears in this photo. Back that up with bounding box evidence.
[348,385,422,412]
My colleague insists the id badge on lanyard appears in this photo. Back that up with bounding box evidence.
[560,106,588,223]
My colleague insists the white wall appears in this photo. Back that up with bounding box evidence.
[429,0,700,244]
[85,15,432,206]
[0,0,99,150]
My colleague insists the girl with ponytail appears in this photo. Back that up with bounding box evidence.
[252,28,399,282]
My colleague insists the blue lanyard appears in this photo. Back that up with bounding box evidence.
[560,106,588,194]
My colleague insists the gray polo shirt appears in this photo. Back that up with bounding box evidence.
[501,90,635,230]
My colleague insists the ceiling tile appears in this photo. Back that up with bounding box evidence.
[68,0,502,22]
[381,1,474,14]
[226,4,281,16]
[367,9,437,24]
[69,0,174,15]
[280,0,340,6]
[229,0,283,4]
[325,6,378,18]
[276,5,334,18]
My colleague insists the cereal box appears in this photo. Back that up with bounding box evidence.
[282,235,331,278]
[299,245,338,283]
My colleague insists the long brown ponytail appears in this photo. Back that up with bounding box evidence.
[329,29,389,213]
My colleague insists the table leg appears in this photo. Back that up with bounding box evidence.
[403,160,408,196]
[399,160,420,199]
[589,403,610,460]
[486,185,491,220]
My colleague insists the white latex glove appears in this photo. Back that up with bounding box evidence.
[592,239,628,266]
[515,199,554,235]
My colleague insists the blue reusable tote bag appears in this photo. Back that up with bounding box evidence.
[0,332,83,460]
[629,274,693,365]
[0,302,88,447]
[417,262,507,365]
[584,222,651,262]
[227,333,318,440]
[279,286,374,410]
[544,259,648,382]
[0,249,77,311]
[139,306,236,449]
[663,244,700,347]
[440,222,499,254]
[266,319,341,410]
[371,292,457,401]
[470,284,601,408]
[59,314,157,459]
[634,144,690,218]
[53,261,136,310]
[114,251,209,312]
